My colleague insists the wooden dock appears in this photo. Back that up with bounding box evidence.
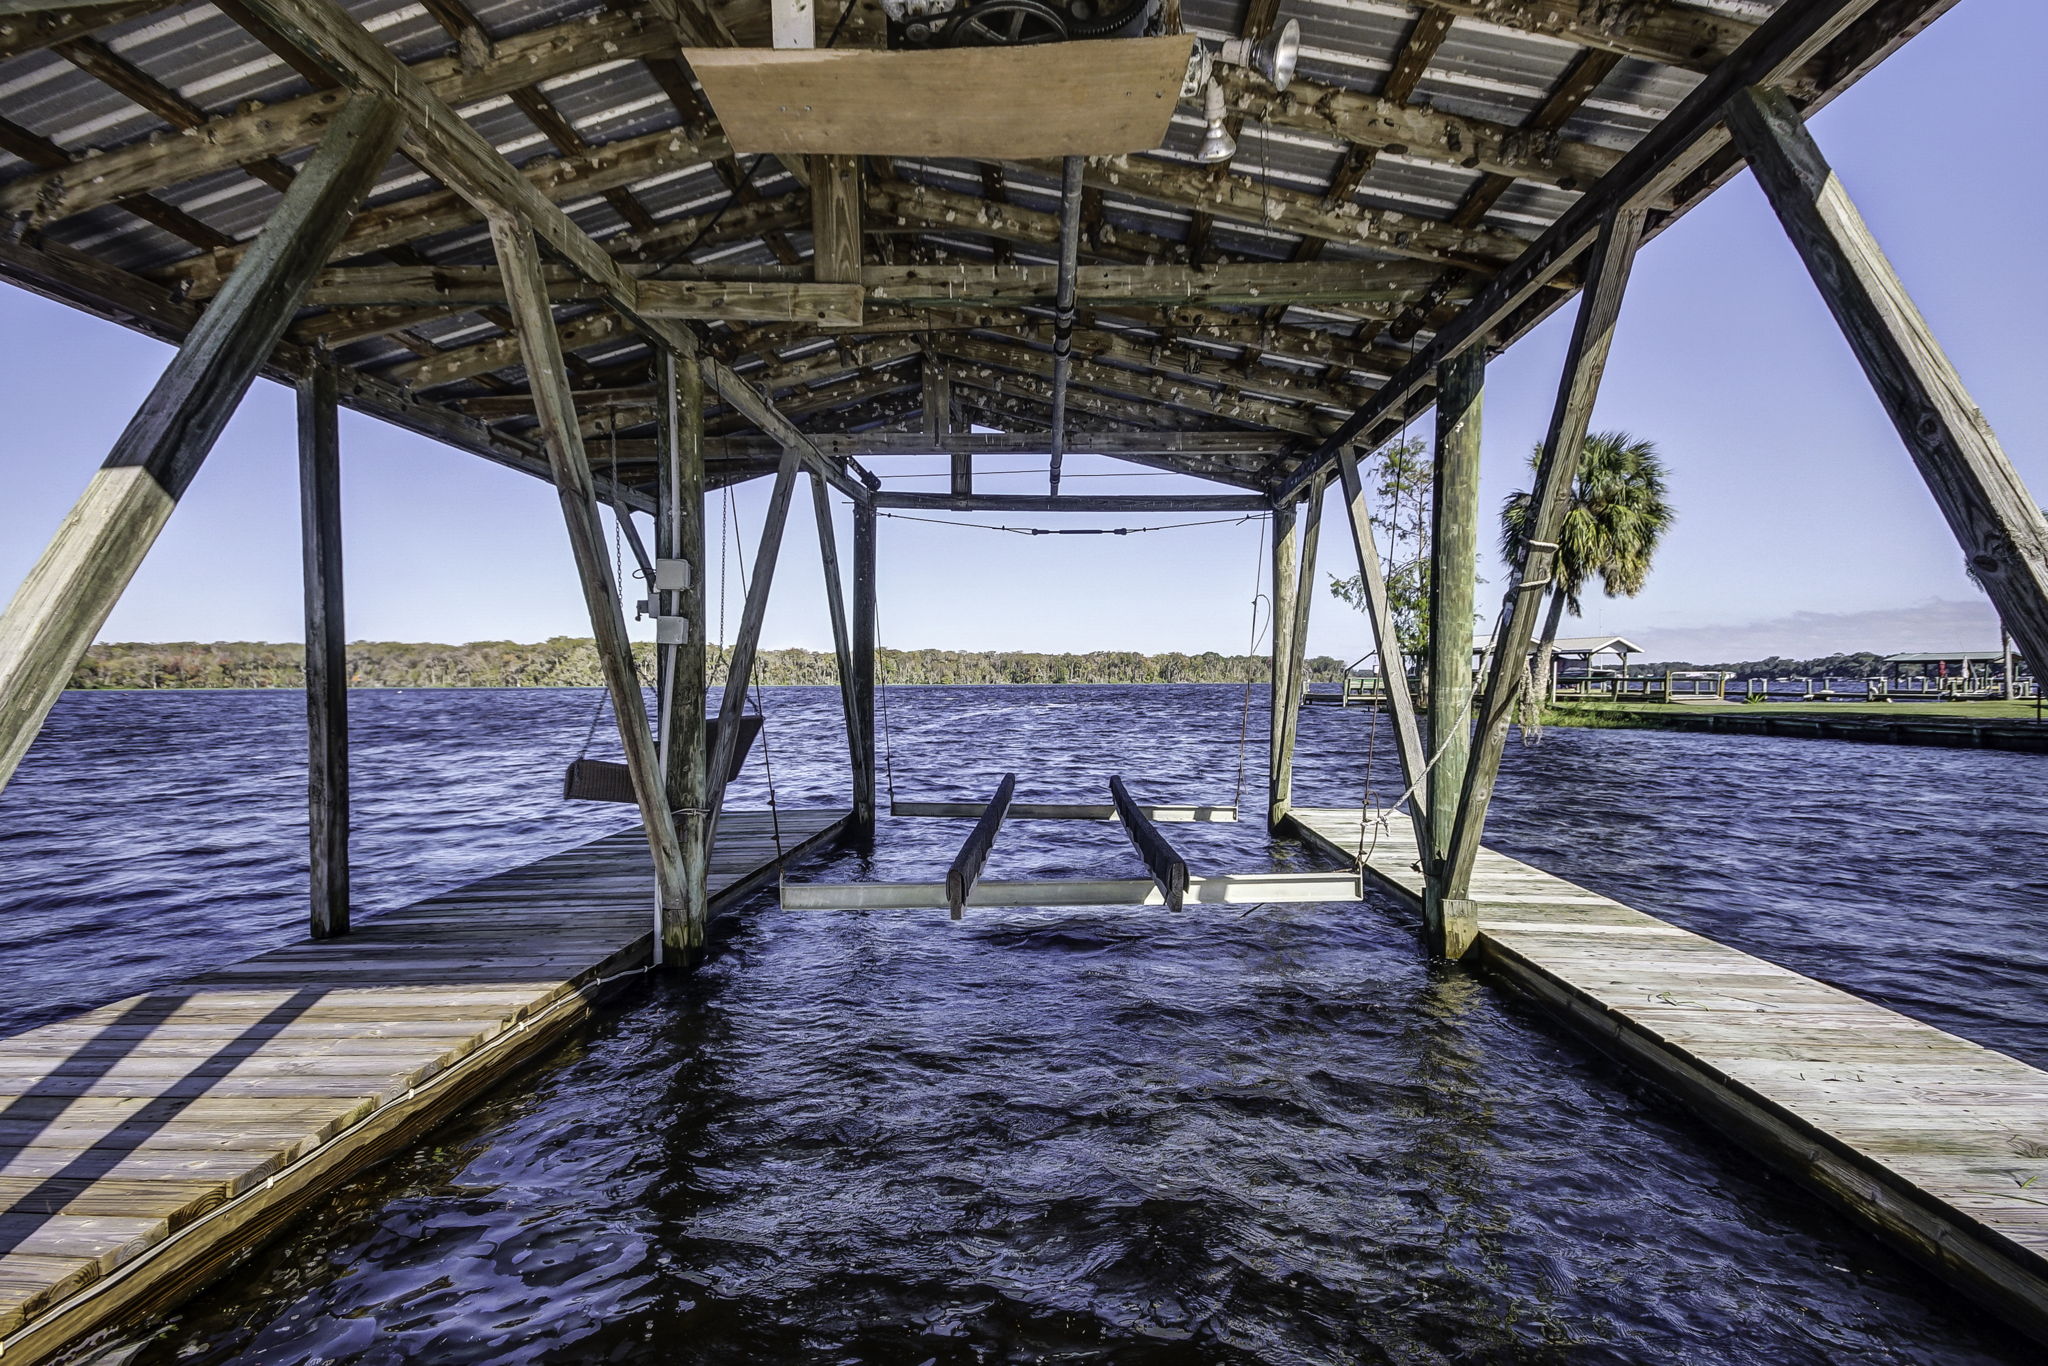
[0,808,847,1365]
[1285,807,2048,1339]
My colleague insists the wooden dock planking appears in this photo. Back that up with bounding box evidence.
[0,808,847,1364]
[1284,807,2048,1341]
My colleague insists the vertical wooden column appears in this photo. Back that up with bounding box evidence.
[812,156,862,285]
[1424,347,1483,955]
[298,362,349,940]
[0,95,400,796]
[850,500,879,833]
[1334,447,1429,867]
[811,474,870,820]
[1439,208,1645,939]
[656,341,710,955]
[1275,473,1324,826]
[1727,85,2048,683]
[1266,497,1299,832]
[489,213,691,931]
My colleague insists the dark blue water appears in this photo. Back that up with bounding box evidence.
[4,686,2042,1364]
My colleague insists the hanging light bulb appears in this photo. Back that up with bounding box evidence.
[1218,18,1301,92]
[1196,78,1236,165]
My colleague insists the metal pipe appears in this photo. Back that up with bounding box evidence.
[1047,154,1084,495]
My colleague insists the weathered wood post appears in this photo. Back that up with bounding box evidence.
[1439,207,1645,952]
[812,474,870,821]
[0,95,400,796]
[656,340,710,955]
[850,500,879,834]
[1273,473,1325,827]
[1424,347,1483,955]
[1726,85,2048,683]
[488,212,691,940]
[1267,497,1299,832]
[298,362,349,939]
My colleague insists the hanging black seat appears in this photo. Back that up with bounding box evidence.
[563,714,763,804]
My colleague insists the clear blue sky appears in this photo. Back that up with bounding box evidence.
[2,0,2040,663]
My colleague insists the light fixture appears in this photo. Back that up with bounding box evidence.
[1218,18,1301,92]
[1196,78,1236,164]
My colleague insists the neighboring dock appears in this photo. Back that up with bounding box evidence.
[0,808,846,1366]
[1549,704,2048,753]
[1284,807,2048,1340]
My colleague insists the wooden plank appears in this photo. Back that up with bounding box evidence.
[1285,805,2048,1343]
[945,773,1015,920]
[684,38,1191,158]
[0,95,401,797]
[297,362,348,940]
[811,155,862,285]
[1108,775,1189,912]
[1725,85,2048,684]
[811,472,869,819]
[0,807,847,1364]
[872,492,1269,514]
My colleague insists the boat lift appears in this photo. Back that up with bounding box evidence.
[780,774,1362,916]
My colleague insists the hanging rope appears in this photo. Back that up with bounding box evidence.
[875,511,1260,537]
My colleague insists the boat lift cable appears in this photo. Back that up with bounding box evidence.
[1046,154,1085,497]
[876,512,1259,536]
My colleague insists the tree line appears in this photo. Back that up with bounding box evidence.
[68,640,1352,690]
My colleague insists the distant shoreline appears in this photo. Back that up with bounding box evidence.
[70,641,1345,690]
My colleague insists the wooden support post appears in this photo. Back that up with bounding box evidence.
[1727,85,2048,683]
[812,156,862,285]
[0,95,400,796]
[489,212,691,935]
[704,449,802,843]
[850,500,879,834]
[1440,207,1645,947]
[1268,474,1323,829]
[946,772,1015,919]
[1423,346,1483,955]
[812,471,869,818]
[298,362,348,940]
[925,353,968,495]
[656,340,710,954]
[1267,497,1299,832]
[1110,775,1191,911]
[1333,447,1430,868]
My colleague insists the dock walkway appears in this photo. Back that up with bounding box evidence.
[0,808,847,1365]
[1286,807,2048,1339]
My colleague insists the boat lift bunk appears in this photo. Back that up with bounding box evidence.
[781,774,1362,915]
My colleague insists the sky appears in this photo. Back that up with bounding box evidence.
[1,0,2041,665]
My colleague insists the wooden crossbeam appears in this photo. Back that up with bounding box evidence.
[0,12,673,224]
[1274,0,1917,500]
[894,801,1238,822]
[875,492,1270,513]
[781,870,1361,910]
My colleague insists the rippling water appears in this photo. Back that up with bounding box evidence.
[4,686,2041,1364]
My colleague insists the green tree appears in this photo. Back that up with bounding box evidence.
[1326,436,1433,677]
[1499,430,1675,698]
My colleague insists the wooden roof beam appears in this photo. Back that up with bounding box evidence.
[0,11,676,226]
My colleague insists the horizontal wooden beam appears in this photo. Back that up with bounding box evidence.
[863,259,1447,308]
[704,431,1283,458]
[1220,70,1623,192]
[874,492,1271,512]
[300,265,864,326]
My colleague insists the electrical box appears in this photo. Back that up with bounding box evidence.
[654,558,693,592]
[656,618,690,646]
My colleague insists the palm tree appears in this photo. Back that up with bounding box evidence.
[1499,431,1674,701]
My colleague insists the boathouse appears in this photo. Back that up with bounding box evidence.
[1,0,2047,1359]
